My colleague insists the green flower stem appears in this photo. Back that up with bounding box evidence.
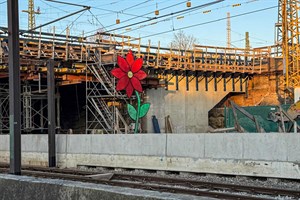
[134,91,141,133]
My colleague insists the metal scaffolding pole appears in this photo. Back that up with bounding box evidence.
[47,60,56,167]
[7,0,21,175]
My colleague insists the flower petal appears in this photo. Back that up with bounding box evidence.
[126,50,134,66]
[111,68,126,79]
[131,76,143,93]
[134,70,147,80]
[116,76,129,91]
[117,55,130,72]
[126,82,134,98]
[131,58,143,73]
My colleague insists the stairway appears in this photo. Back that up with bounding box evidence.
[86,51,128,134]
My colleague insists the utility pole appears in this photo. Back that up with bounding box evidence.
[7,0,21,175]
[227,12,231,48]
[245,32,250,53]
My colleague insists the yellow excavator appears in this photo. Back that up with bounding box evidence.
[287,100,300,120]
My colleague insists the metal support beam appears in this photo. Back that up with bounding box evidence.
[205,75,208,91]
[56,92,61,130]
[8,0,21,175]
[175,73,179,91]
[240,75,243,92]
[214,73,217,91]
[223,75,227,92]
[0,99,2,134]
[164,71,168,91]
[164,75,168,91]
[196,72,199,91]
[232,74,235,92]
[0,39,3,63]
[186,72,189,91]
[245,77,249,98]
[47,60,56,167]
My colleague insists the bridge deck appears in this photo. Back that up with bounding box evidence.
[0,32,278,85]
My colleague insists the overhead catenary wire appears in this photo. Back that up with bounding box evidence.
[45,0,90,8]
[231,29,272,43]
[41,0,70,13]
[126,0,174,12]
[121,0,152,12]
[133,5,278,41]
[59,10,87,34]
[92,7,151,19]
[120,0,259,35]
[89,0,173,18]
[78,0,122,7]
[84,0,189,35]
[88,10,105,30]
[91,0,154,20]
[86,0,224,38]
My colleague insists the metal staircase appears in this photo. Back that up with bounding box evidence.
[86,50,128,134]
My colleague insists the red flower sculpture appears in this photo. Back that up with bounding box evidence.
[111,50,147,98]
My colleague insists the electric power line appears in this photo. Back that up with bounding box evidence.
[59,10,87,34]
[85,0,189,35]
[231,29,272,43]
[121,0,152,12]
[86,0,224,38]
[135,5,278,41]
[120,0,258,35]
[88,10,105,29]
[41,0,69,13]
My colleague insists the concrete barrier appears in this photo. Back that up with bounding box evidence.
[0,174,200,200]
[0,134,299,179]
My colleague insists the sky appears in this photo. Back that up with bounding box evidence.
[0,0,279,48]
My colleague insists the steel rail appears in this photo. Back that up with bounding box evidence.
[0,168,270,200]
[0,164,298,199]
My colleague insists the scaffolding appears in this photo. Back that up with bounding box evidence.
[0,83,60,134]
[85,47,128,134]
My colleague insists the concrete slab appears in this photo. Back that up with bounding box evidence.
[204,133,243,159]
[0,135,9,151]
[166,134,205,158]
[57,134,67,154]
[66,135,92,154]
[22,135,48,153]
[243,134,288,161]
[89,134,167,156]
[286,134,300,162]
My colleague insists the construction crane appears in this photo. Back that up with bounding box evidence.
[22,0,41,30]
[278,0,300,92]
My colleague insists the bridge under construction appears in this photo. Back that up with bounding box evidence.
[0,28,283,134]
[2,1,300,198]
[2,0,299,136]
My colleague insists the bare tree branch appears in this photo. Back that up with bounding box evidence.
[170,30,198,52]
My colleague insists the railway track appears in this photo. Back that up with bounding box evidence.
[0,164,299,200]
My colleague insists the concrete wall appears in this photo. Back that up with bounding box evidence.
[145,75,243,133]
[1,134,300,179]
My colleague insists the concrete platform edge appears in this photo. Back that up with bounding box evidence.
[0,174,205,200]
